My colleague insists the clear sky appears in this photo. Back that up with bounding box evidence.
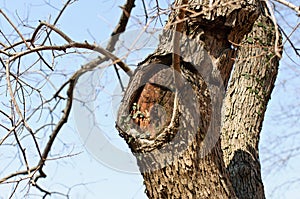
[0,0,299,198]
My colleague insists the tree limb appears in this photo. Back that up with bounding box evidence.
[273,0,300,16]
[172,0,188,73]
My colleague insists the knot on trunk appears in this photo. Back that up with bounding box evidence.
[116,60,214,157]
[116,63,182,153]
[116,57,224,171]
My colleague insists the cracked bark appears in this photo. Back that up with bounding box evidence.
[221,9,281,199]
[116,0,280,198]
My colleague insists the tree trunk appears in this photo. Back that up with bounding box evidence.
[221,7,281,198]
[116,0,281,198]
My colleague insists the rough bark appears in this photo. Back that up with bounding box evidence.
[116,0,280,198]
[221,7,281,198]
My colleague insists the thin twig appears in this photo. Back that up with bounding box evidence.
[263,0,283,58]
[8,181,20,199]
[113,64,125,92]
[0,166,38,183]
[12,126,31,176]
[142,0,148,24]
[0,30,17,52]
[2,39,32,51]
[30,20,134,76]
[36,52,107,178]
[0,116,22,146]
[155,0,164,26]
[33,0,73,71]
[5,61,43,160]
[0,0,135,190]
[31,181,51,197]
[9,41,133,75]
[278,24,300,57]
[0,9,31,49]
[274,0,300,16]
[41,0,73,45]
[34,21,73,43]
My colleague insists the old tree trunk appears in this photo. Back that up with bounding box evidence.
[116,0,281,198]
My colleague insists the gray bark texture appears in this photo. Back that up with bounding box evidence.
[116,0,281,198]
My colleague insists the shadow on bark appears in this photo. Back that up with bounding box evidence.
[227,148,265,199]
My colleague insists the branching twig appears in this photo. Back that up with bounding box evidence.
[8,41,133,75]
[29,21,134,76]
[41,0,73,45]
[5,61,43,159]
[0,0,135,195]
[0,166,38,183]
[0,10,31,49]
[32,21,73,44]
[155,0,164,26]
[31,181,51,197]
[35,51,108,180]
[34,0,73,70]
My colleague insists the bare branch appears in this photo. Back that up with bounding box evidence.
[262,0,283,58]
[32,21,73,44]
[0,9,31,49]
[41,0,74,45]
[278,24,300,57]
[113,64,125,92]
[35,50,109,179]
[5,62,43,159]
[106,0,136,52]
[36,74,76,173]
[105,0,136,87]
[273,0,300,16]
[8,40,133,75]
[141,0,148,24]
[0,166,38,184]
[31,181,51,197]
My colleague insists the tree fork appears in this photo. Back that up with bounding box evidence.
[116,0,274,198]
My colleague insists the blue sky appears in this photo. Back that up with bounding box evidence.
[0,0,299,198]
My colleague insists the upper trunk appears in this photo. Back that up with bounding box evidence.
[221,7,281,198]
[116,0,280,198]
